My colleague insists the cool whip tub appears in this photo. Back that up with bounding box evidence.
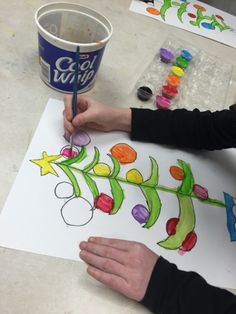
[35,2,113,93]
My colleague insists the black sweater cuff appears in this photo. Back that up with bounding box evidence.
[140,256,236,314]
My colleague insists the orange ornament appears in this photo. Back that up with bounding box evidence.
[110,143,137,164]
[169,166,185,180]
[146,7,160,15]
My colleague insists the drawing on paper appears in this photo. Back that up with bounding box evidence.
[130,1,236,48]
[31,129,236,255]
[141,0,231,31]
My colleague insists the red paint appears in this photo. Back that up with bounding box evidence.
[216,15,224,21]
[162,85,178,98]
[94,193,114,213]
[166,217,179,235]
[188,13,196,19]
[180,231,197,251]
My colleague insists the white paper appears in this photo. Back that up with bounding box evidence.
[0,98,235,289]
[130,0,236,49]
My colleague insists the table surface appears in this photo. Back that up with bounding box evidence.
[0,1,235,313]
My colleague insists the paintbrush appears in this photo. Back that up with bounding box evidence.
[69,45,80,157]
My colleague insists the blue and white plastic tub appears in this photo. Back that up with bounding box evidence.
[35,2,113,93]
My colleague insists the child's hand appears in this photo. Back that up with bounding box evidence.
[63,95,131,135]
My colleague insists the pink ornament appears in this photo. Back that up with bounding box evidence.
[193,184,208,200]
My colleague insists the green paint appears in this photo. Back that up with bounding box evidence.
[144,157,159,186]
[177,160,194,195]
[190,10,231,31]
[160,0,172,21]
[190,9,205,27]
[211,16,231,32]
[83,173,99,200]
[108,154,120,178]
[172,1,180,6]
[158,193,195,249]
[83,147,100,172]
[57,164,81,197]
[141,186,162,229]
[109,178,124,214]
[177,2,189,23]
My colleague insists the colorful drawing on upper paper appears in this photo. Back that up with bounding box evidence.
[130,0,236,48]
[31,129,236,255]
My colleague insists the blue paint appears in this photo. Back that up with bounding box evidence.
[181,50,193,61]
[224,192,236,241]
[201,22,215,30]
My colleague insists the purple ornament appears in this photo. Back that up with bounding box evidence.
[132,204,149,224]
[64,129,91,147]
[160,48,174,63]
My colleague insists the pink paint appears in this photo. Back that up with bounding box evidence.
[61,147,78,158]
[193,184,208,200]
[156,95,171,109]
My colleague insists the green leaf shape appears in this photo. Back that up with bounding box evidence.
[141,186,162,229]
[109,178,124,215]
[143,157,159,187]
[177,160,194,195]
[160,0,172,21]
[158,194,195,249]
[57,164,81,197]
[177,3,188,23]
[108,154,120,178]
[83,147,100,172]
[83,173,99,200]
[60,146,87,166]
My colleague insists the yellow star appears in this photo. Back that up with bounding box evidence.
[31,151,61,176]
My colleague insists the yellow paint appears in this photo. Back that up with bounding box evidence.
[93,163,111,176]
[31,152,61,176]
[126,169,143,184]
[171,66,184,78]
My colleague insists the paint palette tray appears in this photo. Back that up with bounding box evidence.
[135,36,234,111]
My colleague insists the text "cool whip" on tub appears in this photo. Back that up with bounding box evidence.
[54,55,97,86]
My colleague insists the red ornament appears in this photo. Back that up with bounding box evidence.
[216,15,224,21]
[180,231,197,252]
[166,217,179,235]
[94,193,114,213]
[188,13,196,19]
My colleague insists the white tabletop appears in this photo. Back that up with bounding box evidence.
[0,1,235,313]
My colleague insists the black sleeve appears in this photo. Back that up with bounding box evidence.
[131,108,236,150]
[140,256,236,314]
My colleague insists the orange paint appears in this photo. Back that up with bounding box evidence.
[193,4,206,12]
[169,166,185,180]
[167,75,181,87]
[110,143,137,164]
[146,7,160,15]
